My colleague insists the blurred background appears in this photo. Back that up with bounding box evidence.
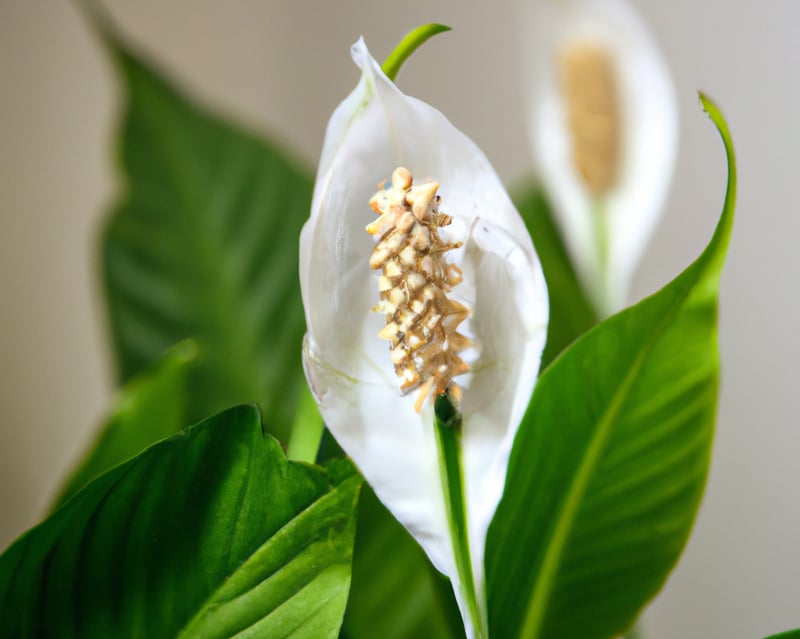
[0,1,797,637]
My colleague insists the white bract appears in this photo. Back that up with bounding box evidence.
[300,39,548,637]
[520,0,678,315]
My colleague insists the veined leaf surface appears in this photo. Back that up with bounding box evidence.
[0,405,360,639]
[102,34,311,441]
[486,96,736,639]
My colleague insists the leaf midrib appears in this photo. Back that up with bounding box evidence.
[176,475,359,639]
[518,271,703,639]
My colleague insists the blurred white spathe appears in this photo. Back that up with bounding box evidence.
[520,0,678,315]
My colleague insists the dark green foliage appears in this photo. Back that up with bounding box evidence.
[102,38,312,442]
[0,405,361,639]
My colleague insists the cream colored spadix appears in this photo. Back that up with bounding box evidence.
[520,0,678,315]
[299,38,548,639]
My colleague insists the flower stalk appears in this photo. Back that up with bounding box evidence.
[434,393,487,639]
[286,383,325,463]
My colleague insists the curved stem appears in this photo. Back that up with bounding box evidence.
[382,24,452,82]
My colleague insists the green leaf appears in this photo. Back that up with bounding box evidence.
[342,487,464,639]
[49,340,196,511]
[0,405,361,639]
[486,95,736,639]
[101,34,312,441]
[513,187,598,370]
[765,630,800,639]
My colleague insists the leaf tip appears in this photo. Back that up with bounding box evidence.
[697,91,733,147]
[428,23,453,35]
[698,91,720,121]
[693,90,737,281]
[72,0,122,56]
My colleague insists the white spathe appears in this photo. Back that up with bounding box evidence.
[521,0,678,315]
[299,39,548,637]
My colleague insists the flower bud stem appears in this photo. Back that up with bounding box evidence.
[381,23,452,82]
[434,393,487,639]
[286,383,325,464]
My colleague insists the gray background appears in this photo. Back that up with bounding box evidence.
[1,1,798,637]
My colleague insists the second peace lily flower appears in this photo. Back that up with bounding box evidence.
[520,0,679,315]
[299,36,548,638]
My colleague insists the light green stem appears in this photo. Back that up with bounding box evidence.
[434,394,487,639]
[381,24,452,82]
[592,198,613,318]
[286,383,325,464]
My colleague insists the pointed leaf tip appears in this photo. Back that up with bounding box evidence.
[695,91,736,274]
[698,90,718,117]
[698,92,734,154]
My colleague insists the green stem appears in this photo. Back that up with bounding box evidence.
[381,24,452,82]
[434,394,486,639]
[286,383,325,464]
[592,198,613,318]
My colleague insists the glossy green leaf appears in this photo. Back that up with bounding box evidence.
[0,405,361,639]
[513,187,598,370]
[486,95,736,639]
[101,34,312,441]
[342,487,464,639]
[50,340,196,510]
[765,630,800,639]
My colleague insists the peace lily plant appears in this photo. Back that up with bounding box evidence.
[300,31,548,637]
[2,9,777,639]
[519,0,678,315]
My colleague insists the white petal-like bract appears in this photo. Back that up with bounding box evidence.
[300,38,548,636]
